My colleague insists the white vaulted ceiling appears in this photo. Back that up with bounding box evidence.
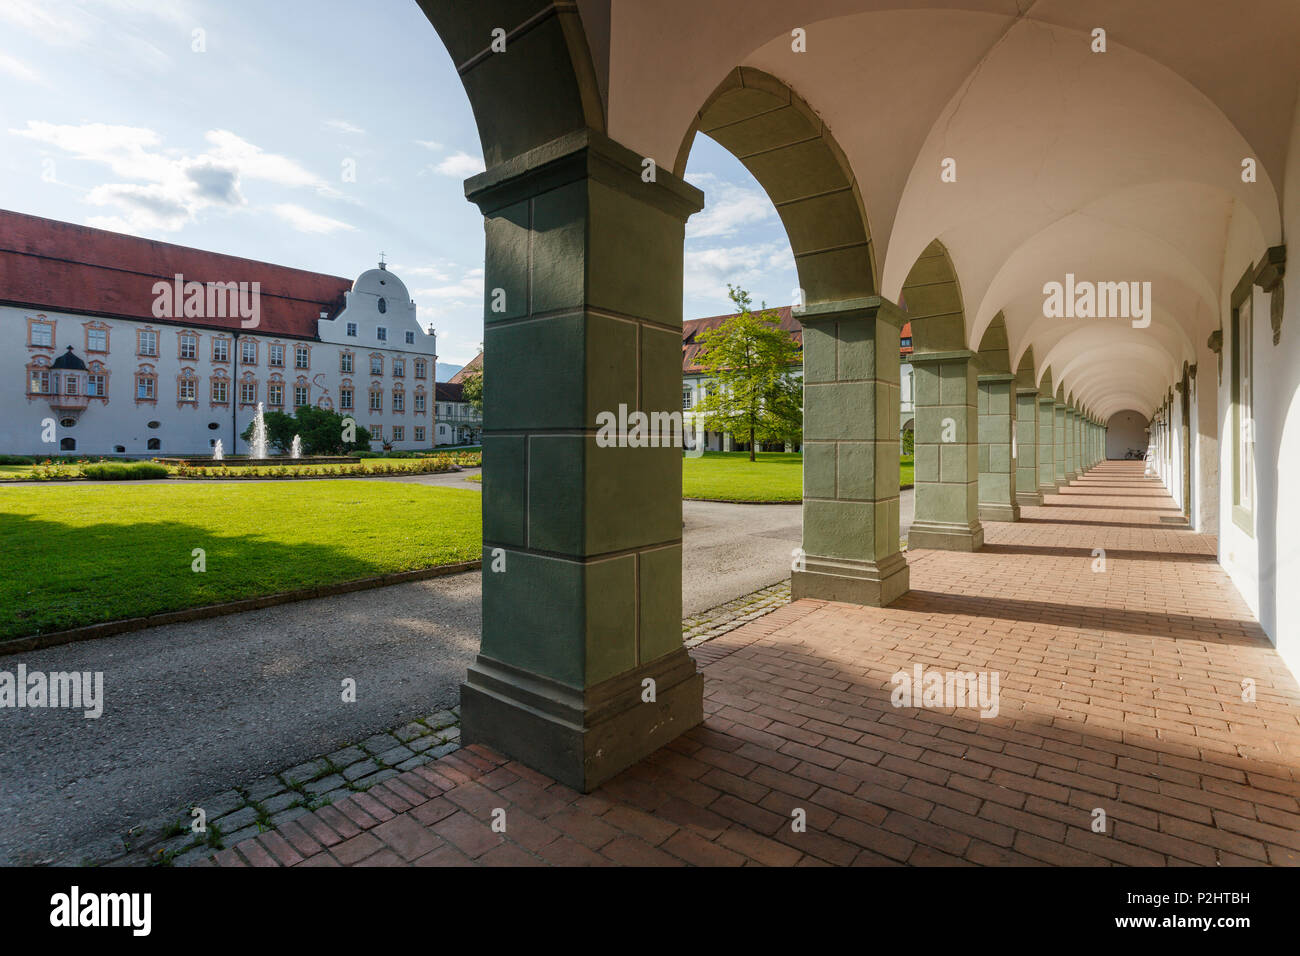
[591,0,1299,417]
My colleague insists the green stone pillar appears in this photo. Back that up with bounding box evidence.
[910,351,984,551]
[1016,387,1043,506]
[460,129,705,793]
[977,373,1019,522]
[1064,407,1078,480]
[793,298,910,606]
[1037,394,1056,496]
[1054,400,1068,486]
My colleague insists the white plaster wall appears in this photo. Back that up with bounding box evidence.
[4,304,438,457]
[1104,410,1147,459]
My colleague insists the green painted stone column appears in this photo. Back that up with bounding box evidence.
[459,129,705,793]
[1016,387,1043,506]
[1054,397,1068,486]
[1037,393,1056,496]
[910,351,984,551]
[1064,406,1078,480]
[793,298,910,606]
[976,372,1019,522]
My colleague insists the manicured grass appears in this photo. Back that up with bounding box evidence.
[0,482,482,640]
[901,455,914,489]
[683,451,914,502]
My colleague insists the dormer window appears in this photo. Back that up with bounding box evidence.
[377,327,387,342]
[405,331,415,345]
[347,322,358,338]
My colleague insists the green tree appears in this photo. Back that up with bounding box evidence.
[692,285,803,461]
[462,370,483,414]
[241,405,370,455]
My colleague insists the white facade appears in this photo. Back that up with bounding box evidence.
[4,266,438,457]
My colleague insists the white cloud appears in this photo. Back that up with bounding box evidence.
[412,266,484,304]
[432,151,486,177]
[685,172,775,239]
[273,204,355,235]
[414,139,444,151]
[324,119,365,135]
[0,53,43,85]
[683,241,796,313]
[8,121,343,233]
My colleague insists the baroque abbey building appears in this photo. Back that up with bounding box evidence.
[0,209,438,457]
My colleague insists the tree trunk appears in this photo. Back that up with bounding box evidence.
[749,424,756,461]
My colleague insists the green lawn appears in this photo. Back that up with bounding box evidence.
[0,482,482,641]
[683,451,915,502]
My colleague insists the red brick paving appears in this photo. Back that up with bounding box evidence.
[214,463,1300,866]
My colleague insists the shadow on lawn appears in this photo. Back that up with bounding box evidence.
[0,511,414,641]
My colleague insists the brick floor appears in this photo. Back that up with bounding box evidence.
[210,463,1300,867]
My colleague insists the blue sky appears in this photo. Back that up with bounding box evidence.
[0,0,797,366]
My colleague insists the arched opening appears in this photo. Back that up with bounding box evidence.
[60,438,76,451]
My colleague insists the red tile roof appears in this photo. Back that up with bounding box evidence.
[448,351,483,384]
[436,381,465,402]
[683,307,913,372]
[0,208,353,339]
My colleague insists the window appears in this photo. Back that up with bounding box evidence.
[392,425,404,442]
[1231,271,1254,530]
[137,376,155,400]
[682,389,693,410]
[65,377,79,396]
[211,378,229,404]
[295,345,310,369]
[87,374,105,397]
[147,438,161,451]
[212,338,230,362]
[414,359,427,379]
[270,344,285,367]
[139,330,158,356]
[393,390,405,412]
[340,351,353,373]
[340,387,353,410]
[405,330,415,345]
[240,380,257,405]
[179,333,197,359]
[369,388,383,412]
[371,424,382,439]
[30,369,50,394]
[294,385,309,408]
[60,438,76,451]
[346,322,358,338]
[179,376,196,402]
[87,328,108,352]
[241,340,257,364]
[376,327,387,342]
[378,297,387,314]
[30,322,54,347]
[414,426,425,443]
[268,382,284,406]
[393,359,405,377]
[371,355,383,376]
[414,392,426,412]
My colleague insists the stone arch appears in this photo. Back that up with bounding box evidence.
[900,239,967,353]
[416,0,604,169]
[674,66,875,304]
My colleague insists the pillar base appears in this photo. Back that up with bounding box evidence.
[1016,491,1044,507]
[460,647,703,793]
[907,519,985,552]
[791,550,910,606]
[978,502,1021,522]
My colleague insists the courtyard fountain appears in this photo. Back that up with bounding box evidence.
[249,402,268,460]
[212,439,223,461]
[291,435,302,459]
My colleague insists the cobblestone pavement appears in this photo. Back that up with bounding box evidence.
[65,583,792,866]
[200,464,1300,867]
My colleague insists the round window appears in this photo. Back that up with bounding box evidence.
[377,297,387,314]
[147,420,161,429]
[207,422,221,430]
[59,418,76,428]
